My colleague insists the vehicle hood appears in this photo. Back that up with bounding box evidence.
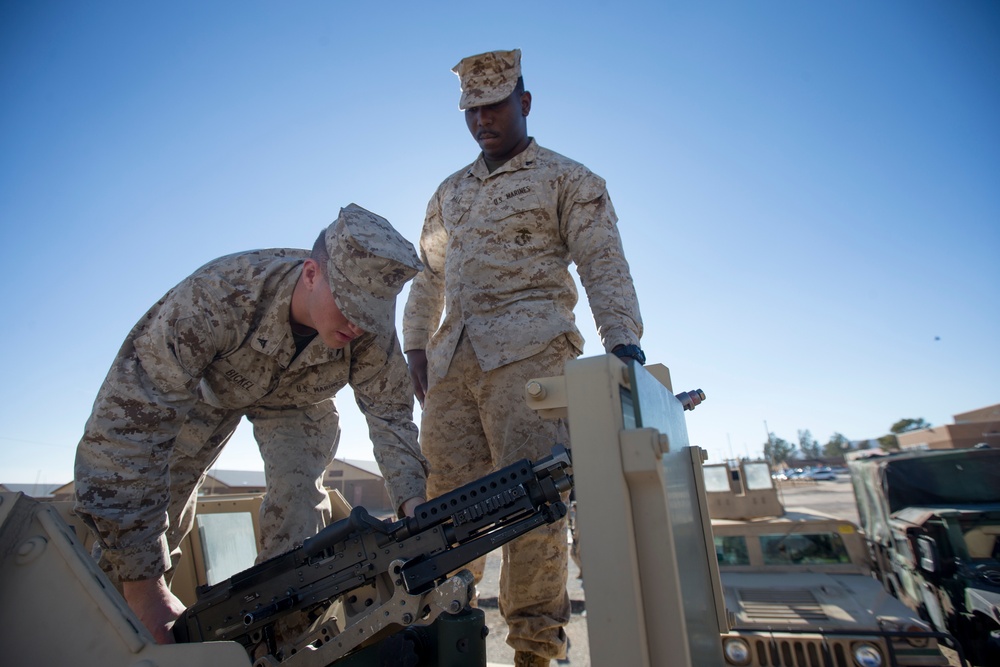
[721,571,917,630]
[960,561,1000,624]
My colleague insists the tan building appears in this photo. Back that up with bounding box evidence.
[0,483,65,500]
[897,402,1000,451]
[320,458,392,511]
[7,458,393,511]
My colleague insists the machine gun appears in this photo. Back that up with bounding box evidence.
[173,445,573,666]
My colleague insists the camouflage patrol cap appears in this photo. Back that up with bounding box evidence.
[325,204,423,338]
[452,48,521,110]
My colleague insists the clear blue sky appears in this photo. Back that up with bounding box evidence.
[2,1,998,485]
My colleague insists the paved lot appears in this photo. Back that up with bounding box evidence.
[480,549,588,667]
[774,475,860,523]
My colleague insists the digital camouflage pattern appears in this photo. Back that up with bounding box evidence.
[419,333,573,660]
[402,139,643,383]
[326,203,422,339]
[452,48,521,110]
[76,249,426,582]
[403,138,643,659]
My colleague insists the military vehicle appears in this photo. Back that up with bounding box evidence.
[0,354,953,666]
[850,447,1000,666]
[705,460,953,667]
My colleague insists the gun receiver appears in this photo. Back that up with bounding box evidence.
[173,445,573,665]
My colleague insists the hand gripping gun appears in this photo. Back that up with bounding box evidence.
[173,446,573,666]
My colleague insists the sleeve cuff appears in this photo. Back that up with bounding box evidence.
[103,534,172,582]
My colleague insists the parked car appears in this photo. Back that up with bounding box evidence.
[807,467,837,481]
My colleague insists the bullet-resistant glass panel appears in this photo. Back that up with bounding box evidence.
[620,386,636,430]
[196,511,258,585]
[703,466,732,493]
[744,463,774,491]
[760,532,851,566]
[715,535,750,566]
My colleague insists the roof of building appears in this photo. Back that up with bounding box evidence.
[0,483,63,498]
[0,458,386,495]
[206,470,267,488]
[340,459,381,477]
[204,458,384,489]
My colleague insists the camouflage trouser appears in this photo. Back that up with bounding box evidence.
[421,332,573,660]
[166,401,338,572]
[568,496,582,578]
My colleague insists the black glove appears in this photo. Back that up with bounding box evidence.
[612,344,646,365]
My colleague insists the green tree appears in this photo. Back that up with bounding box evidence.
[764,434,797,466]
[823,432,852,458]
[891,418,931,433]
[878,417,931,450]
[798,429,822,459]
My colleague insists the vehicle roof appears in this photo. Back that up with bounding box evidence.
[893,504,1000,526]
[850,447,1000,518]
[711,509,843,528]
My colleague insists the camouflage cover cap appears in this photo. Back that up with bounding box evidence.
[452,48,521,110]
[325,204,423,337]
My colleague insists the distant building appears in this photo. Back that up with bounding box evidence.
[897,403,1000,451]
[6,458,393,511]
[0,483,64,500]
[199,459,393,511]
[199,470,266,495]
[321,459,393,511]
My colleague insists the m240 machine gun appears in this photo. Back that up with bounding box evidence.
[173,446,573,666]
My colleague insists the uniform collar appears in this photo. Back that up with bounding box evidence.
[469,137,538,180]
[249,264,341,368]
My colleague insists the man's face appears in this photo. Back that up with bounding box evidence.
[303,265,365,349]
[465,89,531,163]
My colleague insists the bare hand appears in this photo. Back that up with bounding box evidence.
[122,576,187,644]
[405,350,429,407]
[399,496,425,518]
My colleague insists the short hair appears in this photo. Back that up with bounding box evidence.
[514,76,525,97]
[311,229,329,274]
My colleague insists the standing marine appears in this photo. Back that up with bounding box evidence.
[403,49,645,666]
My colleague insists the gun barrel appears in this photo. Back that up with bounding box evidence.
[676,388,706,411]
[173,445,574,659]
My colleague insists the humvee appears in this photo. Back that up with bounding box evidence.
[706,461,954,667]
[850,448,1000,666]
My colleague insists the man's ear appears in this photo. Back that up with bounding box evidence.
[301,258,320,290]
[521,90,532,117]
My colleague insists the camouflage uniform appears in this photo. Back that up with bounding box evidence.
[403,58,643,655]
[76,206,427,584]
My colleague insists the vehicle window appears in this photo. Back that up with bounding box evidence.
[196,511,258,585]
[704,466,731,493]
[760,532,851,565]
[715,535,750,566]
[743,463,773,490]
